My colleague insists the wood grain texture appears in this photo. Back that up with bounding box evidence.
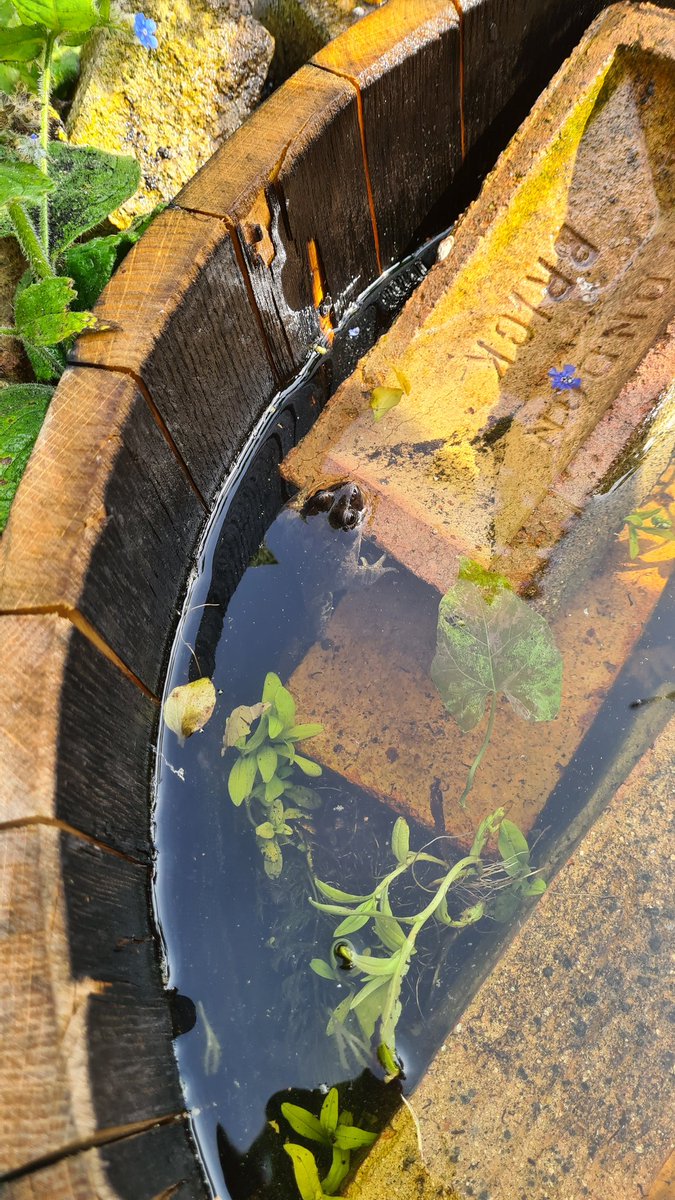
[460,0,603,150]
[0,367,203,696]
[313,0,462,265]
[0,615,155,861]
[178,66,379,378]
[0,824,186,1178]
[71,208,276,502]
[3,1122,204,1200]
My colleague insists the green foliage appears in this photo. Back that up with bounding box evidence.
[0,156,55,207]
[457,555,512,602]
[44,141,141,253]
[281,1088,375,1198]
[13,0,100,33]
[310,812,546,1069]
[0,24,47,63]
[61,208,159,309]
[223,673,323,878]
[14,275,103,343]
[0,382,53,531]
[431,562,563,733]
[624,507,674,559]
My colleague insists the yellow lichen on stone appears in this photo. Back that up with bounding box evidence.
[67,0,274,226]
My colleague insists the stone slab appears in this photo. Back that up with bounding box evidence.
[283,5,675,595]
[67,0,274,226]
[373,716,674,1200]
[290,432,675,842]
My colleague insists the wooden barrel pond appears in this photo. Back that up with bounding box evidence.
[1,1,674,1197]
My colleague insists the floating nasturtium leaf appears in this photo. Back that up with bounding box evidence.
[163,677,216,744]
[370,386,403,422]
[431,579,562,733]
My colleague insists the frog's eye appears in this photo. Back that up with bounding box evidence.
[333,940,355,970]
[343,509,360,530]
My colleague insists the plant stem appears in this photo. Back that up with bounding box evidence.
[7,202,53,280]
[458,690,497,809]
[0,327,17,337]
[38,31,56,253]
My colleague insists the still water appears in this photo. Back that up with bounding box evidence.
[153,238,675,1198]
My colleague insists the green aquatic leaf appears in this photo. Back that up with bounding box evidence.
[294,754,322,777]
[376,1041,401,1082]
[222,702,268,749]
[497,819,530,877]
[370,385,403,422]
[373,912,407,951]
[321,1145,350,1195]
[334,1124,376,1151]
[228,754,258,805]
[286,784,322,810]
[13,0,100,31]
[284,1143,327,1200]
[0,383,52,532]
[458,557,513,602]
[333,910,372,937]
[431,580,563,733]
[257,745,278,783]
[261,837,283,879]
[310,958,335,981]
[264,774,285,803]
[391,817,410,864]
[273,683,296,729]
[281,1103,330,1146]
[470,807,504,857]
[287,723,324,742]
[320,1088,339,1137]
[522,876,547,896]
[314,878,370,904]
[262,671,283,703]
[255,821,275,840]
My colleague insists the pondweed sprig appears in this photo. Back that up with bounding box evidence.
[281,1087,375,1199]
[222,672,324,878]
[310,809,544,1077]
[624,506,674,559]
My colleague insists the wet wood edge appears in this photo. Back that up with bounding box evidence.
[0,2,653,1195]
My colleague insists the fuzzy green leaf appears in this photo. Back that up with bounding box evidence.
[59,223,142,311]
[281,1104,330,1146]
[45,142,140,253]
[283,1144,326,1200]
[0,24,46,62]
[14,276,103,346]
[0,157,55,207]
[497,819,530,877]
[0,383,52,532]
[13,0,100,33]
[228,754,258,806]
[431,580,563,732]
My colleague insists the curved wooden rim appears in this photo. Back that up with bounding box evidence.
[0,0,615,1193]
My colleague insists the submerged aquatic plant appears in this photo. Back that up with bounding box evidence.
[282,1087,376,1198]
[623,506,675,559]
[310,810,544,1077]
[222,672,324,878]
[431,557,563,807]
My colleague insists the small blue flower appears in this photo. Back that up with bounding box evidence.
[548,364,582,392]
[134,12,158,49]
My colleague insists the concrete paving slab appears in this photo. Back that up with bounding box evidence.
[345,717,675,1200]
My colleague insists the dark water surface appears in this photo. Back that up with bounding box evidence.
[153,242,675,1198]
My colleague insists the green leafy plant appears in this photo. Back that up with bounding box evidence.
[309,809,543,1077]
[282,1087,376,1198]
[624,507,674,559]
[431,557,563,807]
[222,672,324,878]
[0,0,159,529]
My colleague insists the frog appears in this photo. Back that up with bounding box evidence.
[296,479,393,598]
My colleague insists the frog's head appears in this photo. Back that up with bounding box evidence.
[299,480,367,533]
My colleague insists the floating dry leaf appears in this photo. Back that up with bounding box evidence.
[163,677,216,745]
[370,386,404,422]
[223,701,269,749]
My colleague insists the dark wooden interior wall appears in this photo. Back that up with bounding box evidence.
[0,0,611,1195]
